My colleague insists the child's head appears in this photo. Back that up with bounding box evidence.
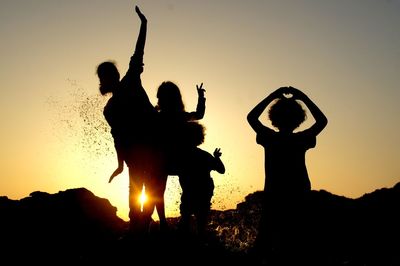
[96,61,120,95]
[269,97,306,132]
[184,121,205,147]
[156,81,185,112]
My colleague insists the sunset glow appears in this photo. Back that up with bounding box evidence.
[0,0,399,222]
[139,185,147,212]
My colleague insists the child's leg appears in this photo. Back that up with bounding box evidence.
[196,203,210,238]
[128,167,145,232]
[178,191,192,234]
[196,179,213,237]
[153,173,169,231]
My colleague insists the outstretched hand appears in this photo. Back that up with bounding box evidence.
[196,83,206,97]
[213,148,222,158]
[135,5,147,22]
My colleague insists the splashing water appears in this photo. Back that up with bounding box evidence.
[46,79,250,225]
[46,79,114,161]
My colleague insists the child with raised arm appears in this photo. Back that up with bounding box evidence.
[247,86,328,263]
[153,81,206,231]
[96,5,161,234]
[177,121,225,239]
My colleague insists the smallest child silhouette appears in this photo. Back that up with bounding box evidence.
[178,121,225,238]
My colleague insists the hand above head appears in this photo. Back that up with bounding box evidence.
[196,83,206,97]
[286,86,305,99]
[271,86,289,98]
[135,5,147,22]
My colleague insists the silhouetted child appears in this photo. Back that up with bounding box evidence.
[178,121,225,238]
[154,81,206,231]
[247,86,327,264]
[96,6,162,234]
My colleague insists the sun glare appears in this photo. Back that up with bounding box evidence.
[139,185,147,212]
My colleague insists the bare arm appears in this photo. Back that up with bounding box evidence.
[289,86,328,135]
[134,6,147,57]
[187,83,206,120]
[126,5,147,77]
[247,87,286,133]
[195,83,206,119]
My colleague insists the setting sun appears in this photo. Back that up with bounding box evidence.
[139,185,147,212]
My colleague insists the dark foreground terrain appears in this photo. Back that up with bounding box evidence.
[1,182,399,265]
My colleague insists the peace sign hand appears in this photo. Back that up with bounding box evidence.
[213,148,222,158]
[196,83,206,97]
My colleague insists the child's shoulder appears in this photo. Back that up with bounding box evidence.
[194,147,213,158]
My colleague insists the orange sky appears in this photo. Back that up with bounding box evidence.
[0,0,399,221]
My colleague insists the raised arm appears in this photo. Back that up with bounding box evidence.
[187,83,206,120]
[126,5,147,76]
[195,83,206,118]
[289,86,328,135]
[247,87,286,133]
[134,6,147,57]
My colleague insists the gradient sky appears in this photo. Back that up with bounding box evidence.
[1,0,399,221]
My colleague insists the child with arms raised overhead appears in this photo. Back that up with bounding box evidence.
[247,86,328,264]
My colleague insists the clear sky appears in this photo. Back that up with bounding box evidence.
[1,0,399,221]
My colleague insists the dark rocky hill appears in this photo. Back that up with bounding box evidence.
[1,183,399,265]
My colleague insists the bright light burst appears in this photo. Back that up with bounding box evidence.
[139,185,147,212]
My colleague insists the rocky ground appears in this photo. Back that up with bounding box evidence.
[1,182,399,265]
